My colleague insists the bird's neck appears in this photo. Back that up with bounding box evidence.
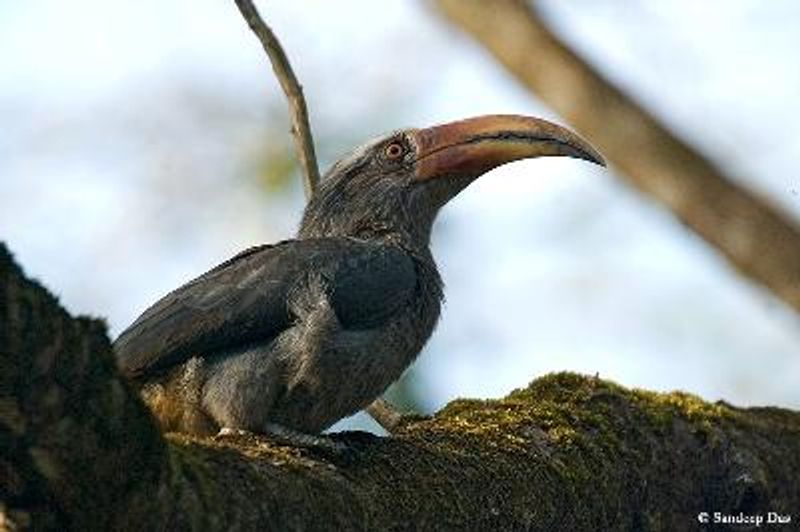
[298,193,444,324]
[299,209,437,261]
[301,221,434,263]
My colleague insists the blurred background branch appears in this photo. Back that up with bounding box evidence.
[234,0,319,198]
[435,0,800,314]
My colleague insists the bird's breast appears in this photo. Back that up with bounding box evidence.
[271,272,441,432]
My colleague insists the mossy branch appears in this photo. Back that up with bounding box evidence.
[2,242,799,530]
[233,0,319,199]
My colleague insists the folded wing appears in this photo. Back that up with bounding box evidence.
[114,238,417,378]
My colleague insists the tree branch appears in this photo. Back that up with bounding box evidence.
[2,242,798,530]
[435,0,800,314]
[233,0,320,199]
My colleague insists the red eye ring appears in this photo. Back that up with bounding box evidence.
[384,142,405,160]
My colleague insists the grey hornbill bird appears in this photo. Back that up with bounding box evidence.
[114,114,603,443]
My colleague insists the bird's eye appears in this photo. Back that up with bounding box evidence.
[384,141,405,160]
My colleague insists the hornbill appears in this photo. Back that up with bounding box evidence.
[114,114,603,443]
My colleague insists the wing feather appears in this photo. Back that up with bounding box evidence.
[114,238,417,378]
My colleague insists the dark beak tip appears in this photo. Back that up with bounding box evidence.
[567,145,605,167]
[588,151,607,167]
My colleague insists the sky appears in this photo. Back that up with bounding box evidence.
[1,1,798,432]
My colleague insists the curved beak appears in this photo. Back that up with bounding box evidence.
[410,114,604,181]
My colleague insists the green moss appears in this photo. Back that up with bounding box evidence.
[108,372,800,529]
[371,371,789,529]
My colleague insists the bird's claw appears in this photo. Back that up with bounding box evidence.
[261,422,353,457]
[215,425,353,460]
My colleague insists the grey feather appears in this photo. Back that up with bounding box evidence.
[114,238,418,379]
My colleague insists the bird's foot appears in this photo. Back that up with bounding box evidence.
[263,423,350,454]
[216,424,353,459]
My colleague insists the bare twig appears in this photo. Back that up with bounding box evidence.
[365,397,405,433]
[234,0,320,199]
[436,0,800,313]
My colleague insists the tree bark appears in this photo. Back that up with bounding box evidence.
[1,242,798,530]
[434,0,800,315]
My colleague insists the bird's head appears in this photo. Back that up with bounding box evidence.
[299,114,604,251]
